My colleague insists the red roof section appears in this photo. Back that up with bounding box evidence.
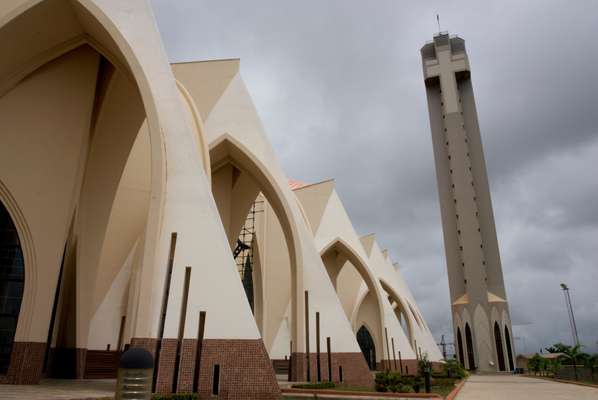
[288,179,308,191]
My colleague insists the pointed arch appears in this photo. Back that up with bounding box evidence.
[0,198,26,374]
[320,238,386,333]
[456,327,465,367]
[356,324,376,370]
[209,134,303,347]
[378,279,415,350]
[504,325,514,371]
[465,323,476,370]
[493,321,506,371]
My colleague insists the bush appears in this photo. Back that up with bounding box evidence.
[152,394,197,400]
[291,382,335,389]
[375,371,421,393]
[443,358,468,379]
[375,371,402,392]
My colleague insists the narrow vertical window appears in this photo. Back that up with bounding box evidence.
[212,364,220,395]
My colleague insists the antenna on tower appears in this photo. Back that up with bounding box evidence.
[436,14,441,33]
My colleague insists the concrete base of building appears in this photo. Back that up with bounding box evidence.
[290,352,374,388]
[131,337,281,399]
[0,342,46,384]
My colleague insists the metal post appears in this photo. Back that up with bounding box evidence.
[384,328,391,371]
[193,311,206,393]
[288,340,293,382]
[398,351,403,374]
[316,312,321,382]
[326,337,332,382]
[391,338,397,370]
[561,283,580,346]
[304,290,311,382]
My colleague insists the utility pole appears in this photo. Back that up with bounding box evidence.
[437,335,454,360]
[440,335,447,360]
[560,283,580,346]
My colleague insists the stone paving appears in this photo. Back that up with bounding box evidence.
[0,379,115,400]
[456,374,598,400]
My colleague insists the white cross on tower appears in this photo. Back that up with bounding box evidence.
[422,33,470,115]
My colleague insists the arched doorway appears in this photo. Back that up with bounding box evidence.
[0,202,25,374]
[456,327,465,367]
[504,325,514,371]
[465,323,475,370]
[493,322,506,371]
[356,325,376,370]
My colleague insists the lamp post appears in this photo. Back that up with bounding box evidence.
[560,283,580,347]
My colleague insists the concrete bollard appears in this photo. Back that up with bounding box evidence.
[115,347,154,400]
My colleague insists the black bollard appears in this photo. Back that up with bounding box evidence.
[116,347,154,400]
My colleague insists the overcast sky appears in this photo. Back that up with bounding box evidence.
[151,0,598,355]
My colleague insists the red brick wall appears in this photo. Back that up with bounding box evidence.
[197,339,280,400]
[290,352,374,388]
[0,342,46,384]
[176,339,197,393]
[130,337,158,358]
[155,338,178,394]
[376,359,445,375]
[132,337,279,399]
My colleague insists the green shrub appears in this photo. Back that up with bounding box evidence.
[291,381,335,389]
[375,371,402,392]
[443,359,468,379]
[375,371,419,393]
[152,394,197,400]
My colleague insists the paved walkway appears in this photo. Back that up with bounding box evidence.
[457,374,598,399]
[0,379,114,400]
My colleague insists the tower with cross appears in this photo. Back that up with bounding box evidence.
[421,32,515,372]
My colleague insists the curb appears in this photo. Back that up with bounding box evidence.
[281,388,441,398]
[527,375,598,390]
[445,379,466,400]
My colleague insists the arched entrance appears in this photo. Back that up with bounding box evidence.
[465,323,475,370]
[356,325,376,370]
[494,322,506,371]
[456,327,465,367]
[504,325,514,371]
[0,202,25,374]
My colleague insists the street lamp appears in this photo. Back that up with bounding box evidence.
[560,283,580,346]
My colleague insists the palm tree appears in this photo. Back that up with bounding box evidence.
[559,344,583,381]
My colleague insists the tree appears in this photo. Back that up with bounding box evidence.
[559,344,584,381]
[583,354,598,382]
[443,358,467,379]
[547,358,562,378]
[545,343,571,354]
[528,354,542,375]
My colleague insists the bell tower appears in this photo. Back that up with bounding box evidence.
[421,32,515,372]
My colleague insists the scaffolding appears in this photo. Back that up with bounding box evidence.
[233,200,264,313]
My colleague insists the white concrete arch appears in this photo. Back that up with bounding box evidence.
[320,237,387,335]
[208,134,304,346]
[378,279,415,352]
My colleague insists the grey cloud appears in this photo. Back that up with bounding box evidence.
[152,0,598,354]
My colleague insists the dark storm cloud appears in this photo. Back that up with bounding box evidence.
[151,0,598,354]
